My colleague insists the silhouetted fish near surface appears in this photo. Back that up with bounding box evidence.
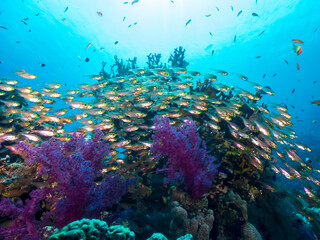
[237,10,243,16]
[234,35,236,43]
[314,28,318,33]
[0,26,8,30]
[205,14,211,17]
[256,56,261,58]
[313,81,317,84]
[114,41,119,45]
[263,74,266,78]
[185,19,191,27]
[292,89,295,94]
[123,16,126,21]
[273,73,277,77]
[252,13,259,16]
[284,60,288,65]
[64,7,68,12]
[209,32,213,37]
[258,30,265,36]
[131,0,139,5]
[211,50,214,55]
[291,105,295,109]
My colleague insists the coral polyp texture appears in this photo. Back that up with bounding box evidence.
[0,130,133,240]
[151,116,219,199]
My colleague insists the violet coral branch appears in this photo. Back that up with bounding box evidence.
[151,116,219,199]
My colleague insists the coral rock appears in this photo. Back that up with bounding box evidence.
[147,233,168,240]
[242,223,263,240]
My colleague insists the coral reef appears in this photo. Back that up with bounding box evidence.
[0,130,134,240]
[146,53,165,69]
[151,116,219,199]
[169,201,214,240]
[49,218,109,240]
[168,47,189,68]
[110,56,137,77]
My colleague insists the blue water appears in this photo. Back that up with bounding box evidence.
[0,0,319,159]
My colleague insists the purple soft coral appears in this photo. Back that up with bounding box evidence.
[0,129,133,240]
[151,116,219,199]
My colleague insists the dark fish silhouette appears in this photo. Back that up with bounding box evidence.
[0,26,8,30]
[314,28,318,33]
[292,89,295,94]
[64,7,68,12]
[263,74,266,78]
[258,30,265,36]
[211,50,214,55]
[114,41,119,45]
[291,105,295,109]
[284,59,288,65]
[252,12,258,16]
[234,35,236,43]
[123,16,126,21]
[237,10,243,16]
[273,73,277,77]
[209,32,213,37]
[256,56,261,58]
[185,19,191,27]
[35,13,40,16]
[313,81,317,84]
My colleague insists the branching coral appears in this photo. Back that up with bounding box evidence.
[146,53,165,69]
[0,130,134,240]
[151,116,219,199]
[168,47,189,68]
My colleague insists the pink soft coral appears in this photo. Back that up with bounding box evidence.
[0,130,133,240]
[151,116,219,199]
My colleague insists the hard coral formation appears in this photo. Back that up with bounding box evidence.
[151,116,219,199]
[49,218,109,240]
[0,130,133,240]
[168,47,189,68]
[146,53,165,69]
[110,56,137,77]
[169,201,214,240]
[241,223,262,240]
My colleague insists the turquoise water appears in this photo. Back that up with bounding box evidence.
[1,1,320,239]
[1,0,319,158]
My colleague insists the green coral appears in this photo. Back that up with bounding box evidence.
[48,219,135,240]
[49,219,109,240]
[147,233,168,240]
[108,225,135,240]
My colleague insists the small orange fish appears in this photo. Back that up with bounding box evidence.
[85,43,91,49]
[297,62,300,70]
[311,100,320,105]
[292,39,303,44]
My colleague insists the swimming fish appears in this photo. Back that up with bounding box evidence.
[205,14,211,17]
[14,70,37,79]
[0,26,8,30]
[311,100,320,105]
[237,10,243,16]
[284,59,288,65]
[293,45,302,55]
[234,35,236,43]
[185,19,191,27]
[297,63,300,70]
[64,7,68,12]
[85,43,91,50]
[292,39,303,44]
[252,13,259,16]
[131,0,139,5]
[97,12,103,17]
